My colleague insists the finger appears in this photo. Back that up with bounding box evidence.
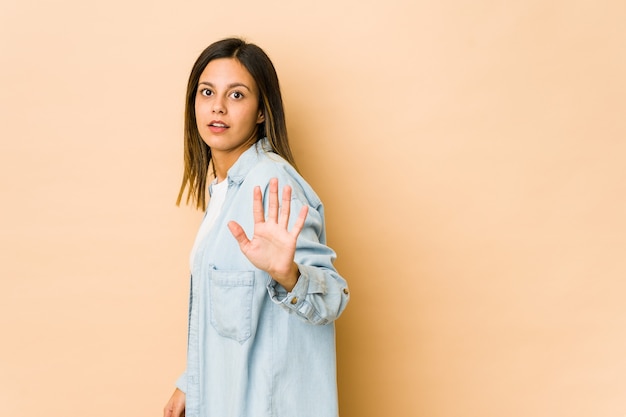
[278,185,292,229]
[252,186,264,224]
[267,178,279,223]
[228,221,250,249]
[290,205,309,237]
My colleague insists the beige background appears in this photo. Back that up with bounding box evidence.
[1,0,625,416]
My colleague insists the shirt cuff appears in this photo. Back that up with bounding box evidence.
[266,266,328,323]
[267,268,307,304]
[175,371,187,393]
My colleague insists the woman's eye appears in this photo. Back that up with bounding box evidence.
[200,88,213,97]
[231,91,243,99]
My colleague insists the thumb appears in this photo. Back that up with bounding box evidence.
[228,221,250,247]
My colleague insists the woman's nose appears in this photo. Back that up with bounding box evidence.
[212,98,226,114]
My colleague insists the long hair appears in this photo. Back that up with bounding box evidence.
[176,38,296,210]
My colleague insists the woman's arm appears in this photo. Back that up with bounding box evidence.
[228,177,349,324]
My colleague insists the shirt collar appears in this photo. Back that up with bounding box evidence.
[227,138,273,185]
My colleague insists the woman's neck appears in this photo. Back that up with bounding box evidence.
[211,142,255,182]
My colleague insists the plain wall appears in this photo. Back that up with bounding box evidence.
[1,0,625,416]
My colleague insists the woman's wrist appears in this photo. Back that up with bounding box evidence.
[271,262,300,292]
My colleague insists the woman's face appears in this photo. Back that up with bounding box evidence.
[195,58,264,161]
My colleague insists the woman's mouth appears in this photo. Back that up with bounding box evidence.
[209,121,229,133]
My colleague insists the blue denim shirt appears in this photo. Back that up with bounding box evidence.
[176,139,350,417]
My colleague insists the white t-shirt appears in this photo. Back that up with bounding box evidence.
[189,179,228,269]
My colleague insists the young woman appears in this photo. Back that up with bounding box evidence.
[163,38,350,417]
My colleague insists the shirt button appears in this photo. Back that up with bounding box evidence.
[290,297,298,304]
[343,288,349,295]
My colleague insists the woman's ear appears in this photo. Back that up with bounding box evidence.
[257,110,265,124]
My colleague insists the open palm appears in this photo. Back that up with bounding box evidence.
[228,178,308,291]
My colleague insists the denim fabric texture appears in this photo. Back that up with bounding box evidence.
[176,139,350,417]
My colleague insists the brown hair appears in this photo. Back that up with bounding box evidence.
[176,37,297,210]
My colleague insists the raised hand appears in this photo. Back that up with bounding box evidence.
[227,178,308,292]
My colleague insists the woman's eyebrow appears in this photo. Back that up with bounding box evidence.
[198,81,251,91]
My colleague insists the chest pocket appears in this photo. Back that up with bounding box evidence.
[209,270,254,344]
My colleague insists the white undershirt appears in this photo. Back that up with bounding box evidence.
[189,179,229,269]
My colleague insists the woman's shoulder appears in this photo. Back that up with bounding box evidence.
[250,152,322,206]
[253,151,298,177]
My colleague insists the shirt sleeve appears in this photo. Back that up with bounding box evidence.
[175,370,188,393]
[265,194,349,324]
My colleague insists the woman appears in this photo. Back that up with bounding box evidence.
[163,38,350,417]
